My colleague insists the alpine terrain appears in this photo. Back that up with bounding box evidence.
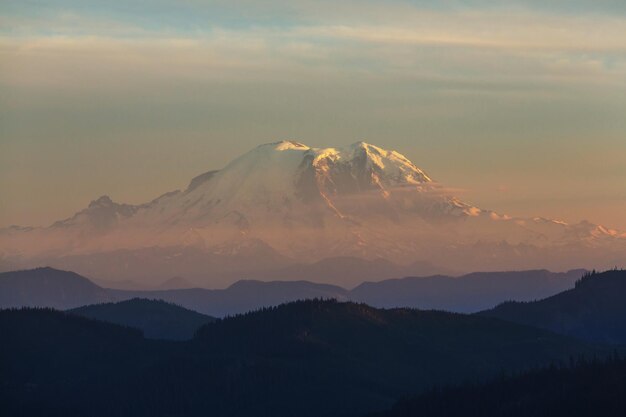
[1,141,624,286]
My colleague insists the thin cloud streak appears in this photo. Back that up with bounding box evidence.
[1,3,626,230]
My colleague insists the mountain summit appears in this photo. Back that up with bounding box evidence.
[1,141,624,285]
[182,140,434,209]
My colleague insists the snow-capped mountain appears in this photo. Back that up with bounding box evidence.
[1,141,624,285]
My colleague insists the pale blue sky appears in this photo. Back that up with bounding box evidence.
[1,0,626,229]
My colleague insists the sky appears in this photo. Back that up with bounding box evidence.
[1,0,625,230]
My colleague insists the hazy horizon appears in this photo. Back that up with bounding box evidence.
[1,1,625,230]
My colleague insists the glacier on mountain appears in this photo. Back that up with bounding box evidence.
[1,140,624,285]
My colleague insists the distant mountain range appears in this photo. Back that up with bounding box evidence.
[69,299,215,340]
[6,267,626,344]
[4,269,626,416]
[0,300,594,417]
[480,269,626,344]
[0,267,585,316]
[2,141,624,287]
[351,269,586,313]
[47,252,449,290]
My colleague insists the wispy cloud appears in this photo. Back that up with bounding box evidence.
[1,1,626,229]
[2,4,625,82]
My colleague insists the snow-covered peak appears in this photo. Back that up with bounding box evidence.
[344,141,432,185]
[297,142,432,200]
[258,140,310,151]
[275,140,310,151]
[140,140,447,235]
[181,140,437,209]
[176,140,314,216]
[2,140,625,274]
[348,141,387,155]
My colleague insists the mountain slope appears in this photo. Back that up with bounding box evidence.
[0,267,349,316]
[372,355,626,417]
[115,279,349,316]
[0,300,595,417]
[0,308,156,417]
[479,270,626,343]
[351,269,586,313]
[0,267,594,316]
[68,298,215,340]
[0,267,110,309]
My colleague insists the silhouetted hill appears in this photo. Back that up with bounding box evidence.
[0,267,587,316]
[0,308,163,417]
[0,300,595,417]
[479,270,626,344]
[351,269,585,312]
[0,267,348,315]
[115,279,349,316]
[371,354,626,417]
[246,256,450,288]
[0,267,110,309]
[192,300,591,415]
[69,298,215,340]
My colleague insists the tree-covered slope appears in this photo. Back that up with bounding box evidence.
[372,354,626,417]
[0,300,597,417]
[69,298,215,340]
[480,270,626,344]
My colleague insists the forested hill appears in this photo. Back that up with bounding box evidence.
[0,300,595,417]
[372,354,626,417]
[69,298,215,340]
[479,269,626,344]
